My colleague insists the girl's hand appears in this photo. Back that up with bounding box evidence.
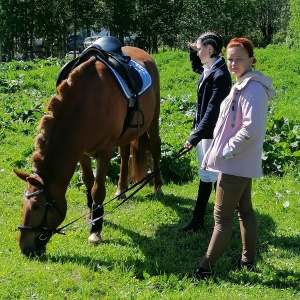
[184,141,193,149]
[187,42,197,51]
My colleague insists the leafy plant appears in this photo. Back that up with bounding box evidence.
[263,111,300,177]
[1,47,300,185]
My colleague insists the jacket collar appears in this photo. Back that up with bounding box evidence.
[234,70,276,100]
[201,57,226,80]
[211,56,226,72]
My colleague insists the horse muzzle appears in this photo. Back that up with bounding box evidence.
[19,230,51,257]
[21,244,46,257]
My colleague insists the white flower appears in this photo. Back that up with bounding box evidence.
[275,191,282,199]
[283,201,290,209]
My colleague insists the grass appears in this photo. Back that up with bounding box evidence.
[0,46,300,299]
[1,132,299,299]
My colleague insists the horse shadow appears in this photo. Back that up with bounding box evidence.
[42,193,211,277]
[42,192,299,291]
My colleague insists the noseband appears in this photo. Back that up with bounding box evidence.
[18,174,65,241]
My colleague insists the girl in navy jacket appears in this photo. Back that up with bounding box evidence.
[180,31,232,233]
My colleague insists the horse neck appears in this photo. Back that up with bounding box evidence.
[38,148,82,198]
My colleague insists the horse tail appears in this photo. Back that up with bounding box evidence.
[130,132,151,182]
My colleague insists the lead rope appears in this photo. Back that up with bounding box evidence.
[55,146,193,234]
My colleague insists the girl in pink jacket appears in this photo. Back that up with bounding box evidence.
[194,37,276,280]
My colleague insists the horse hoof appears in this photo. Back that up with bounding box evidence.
[114,189,126,200]
[154,186,164,195]
[88,232,102,245]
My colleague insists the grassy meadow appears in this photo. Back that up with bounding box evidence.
[0,45,299,299]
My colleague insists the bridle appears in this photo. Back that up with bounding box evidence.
[18,174,66,242]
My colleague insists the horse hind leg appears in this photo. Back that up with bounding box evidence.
[115,144,131,199]
[129,130,163,195]
[146,120,164,195]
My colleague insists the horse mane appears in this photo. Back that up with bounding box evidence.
[30,57,97,171]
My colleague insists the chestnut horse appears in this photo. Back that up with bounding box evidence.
[13,45,163,256]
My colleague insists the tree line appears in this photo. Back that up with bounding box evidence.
[0,0,298,61]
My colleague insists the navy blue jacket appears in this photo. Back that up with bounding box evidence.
[189,48,203,74]
[188,55,232,146]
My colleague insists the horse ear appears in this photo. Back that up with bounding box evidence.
[26,174,44,188]
[13,169,30,182]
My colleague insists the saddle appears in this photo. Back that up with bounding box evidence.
[56,36,150,137]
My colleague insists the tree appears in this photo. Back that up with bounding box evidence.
[1,0,15,60]
[99,0,136,43]
[250,0,290,46]
[134,0,159,52]
[0,0,295,59]
[178,0,289,48]
[288,0,300,48]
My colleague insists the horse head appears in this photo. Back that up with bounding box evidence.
[13,169,66,256]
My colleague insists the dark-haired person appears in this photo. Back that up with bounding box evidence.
[180,31,232,233]
[193,37,276,280]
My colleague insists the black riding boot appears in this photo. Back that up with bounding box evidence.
[180,180,213,232]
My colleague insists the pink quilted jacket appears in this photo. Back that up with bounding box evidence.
[202,71,276,178]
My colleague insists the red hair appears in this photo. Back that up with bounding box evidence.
[227,37,257,65]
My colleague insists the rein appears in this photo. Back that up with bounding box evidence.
[56,146,193,233]
[18,147,193,236]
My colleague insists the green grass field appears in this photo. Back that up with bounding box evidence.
[0,46,299,299]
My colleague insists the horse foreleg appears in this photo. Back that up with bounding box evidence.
[115,144,130,199]
[79,154,95,215]
[88,148,113,245]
